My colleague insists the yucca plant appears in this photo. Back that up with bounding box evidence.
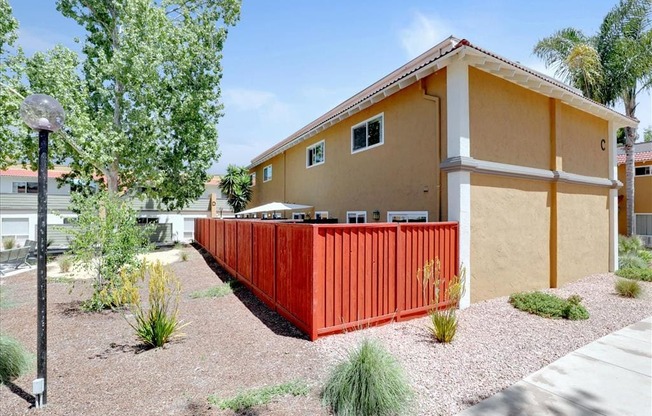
[615,279,642,298]
[125,261,188,348]
[0,334,32,384]
[322,339,412,416]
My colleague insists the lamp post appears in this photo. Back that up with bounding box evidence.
[19,94,65,408]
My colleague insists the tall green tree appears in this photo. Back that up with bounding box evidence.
[0,0,241,210]
[534,0,652,236]
[219,164,252,213]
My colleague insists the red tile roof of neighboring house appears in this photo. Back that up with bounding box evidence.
[617,151,652,165]
[0,167,71,179]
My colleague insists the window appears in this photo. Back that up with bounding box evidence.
[292,213,306,220]
[250,172,256,186]
[12,182,38,193]
[263,165,272,182]
[315,211,329,220]
[635,165,651,177]
[183,218,196,240]
[137,217,159,224]
[387,211,428,223]
[347,211,366,224]
[1,218,29,244]
[351,114,383,153]
[306,140,325,167]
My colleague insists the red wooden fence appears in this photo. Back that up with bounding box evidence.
[194,219,459,340]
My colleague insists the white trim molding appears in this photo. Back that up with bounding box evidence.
[447,171,471,309]
[608,120,619,271]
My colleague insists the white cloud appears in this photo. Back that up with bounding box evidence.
[224,88,276,111]
[399,12,454,59]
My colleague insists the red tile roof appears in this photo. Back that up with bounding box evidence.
[0,167,70,179]
[617,151,652,165]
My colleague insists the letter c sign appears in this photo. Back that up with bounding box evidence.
[600,139,606,151]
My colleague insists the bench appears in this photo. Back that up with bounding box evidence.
[0,247,31,276]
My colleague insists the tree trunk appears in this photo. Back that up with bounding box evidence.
[624,92,637,236]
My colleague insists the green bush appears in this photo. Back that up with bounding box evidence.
[509,291,589,320]
[0,334,32,384]
[125,261,187,348]
[616,267,652,282]
[322,339,413,416]
[618,235,651,268]
[429,309,457,343]
[615,279,642,298]
[2,237,16,250]
[208,380,309,411]
[619,252,649,269]
[58,255,73,273]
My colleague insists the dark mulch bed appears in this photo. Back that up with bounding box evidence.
[0,246,328,415]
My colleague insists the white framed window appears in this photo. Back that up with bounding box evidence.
[387,211,428,223]
[292,212,306,220]
[347,211,367,224]
[183,217,196,240]
[250,172,256,186]
[1,218,30,245]
[315,211,329,220]
[306,140,325,168]
[351,113,384,154]
[635,165,652,177]
[12,182,38,193]
[263,165,272,182]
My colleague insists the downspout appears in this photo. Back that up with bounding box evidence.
[421,79,442,221]
[283,151,287,202]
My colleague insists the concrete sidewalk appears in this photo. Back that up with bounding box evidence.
[457,316,652,416]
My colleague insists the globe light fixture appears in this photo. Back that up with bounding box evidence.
[20,93,65,408]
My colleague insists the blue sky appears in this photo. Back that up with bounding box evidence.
[8,1,652,174]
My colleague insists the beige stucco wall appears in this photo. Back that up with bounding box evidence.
[249,69,448,222]
[557,183,609,285]
[617,162,652,233]
[469,67,550,169]
[470,174,551,302]
[558,104,609,178]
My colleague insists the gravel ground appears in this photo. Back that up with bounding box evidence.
[1,245,650,415]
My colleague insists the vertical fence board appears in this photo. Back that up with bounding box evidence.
[252,222,276,302]
[236,221,253,283]
[216,220,225,262]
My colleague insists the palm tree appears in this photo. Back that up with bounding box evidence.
[219,164,252,213]
[534,0,652,236]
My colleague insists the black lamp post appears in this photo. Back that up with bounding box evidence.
[19,94,65,408]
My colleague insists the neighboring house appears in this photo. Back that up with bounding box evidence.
[248,36,636,304]
[618,141,652,245]
[0,166,232,246]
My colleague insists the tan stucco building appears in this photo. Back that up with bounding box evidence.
[247,37,637,304]
[617,141,652,244]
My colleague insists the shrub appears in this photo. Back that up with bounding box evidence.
[2,237,15,250]
[322,339,412,416]
[180,251,189,262]
[58,256,73,273]
[208,380,309,411]
[429,309,457,343]
[619,252,648,270]
[615,267,652,282]
[618,235,651,267]
[0,334,32,384]
[509,291,589,320]
[189,280,241,299]
[125,261,187,348]
[615,279,642,298]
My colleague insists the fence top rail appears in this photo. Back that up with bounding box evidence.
[204,218,458,229]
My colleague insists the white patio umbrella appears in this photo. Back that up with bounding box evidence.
[237,202,313,215]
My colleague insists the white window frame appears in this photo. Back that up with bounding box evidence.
[12,181,38,194]
[351,113,384,154]
[347,211,367,224]
[250,172,256,186]
[263,165,272,182]
[183,217,198,240]
[1,217,30,245]
[306,140,325,168]
[387,211,429,223]
[292,212,306,220]
[635,165,652,177]
[315,211,329,220]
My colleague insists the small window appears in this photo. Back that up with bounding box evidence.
[315,211,329,220]
[387,211,428,223]
[347,211,366,224]
[292,212,306,220]
[351,114,383,153]
[137,217,159,224]
[306,140,325,168]
[1,218,30,245]
[183,218,196,239]
[263,165,272,182]
[12,182,38,193]
[635,166,651,177]
[250,172,256,186]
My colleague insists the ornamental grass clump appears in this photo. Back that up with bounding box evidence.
[0,334,32,384]
[509,291,589,320]
[58,255,73,273]
[209,380,309,411]
[616,267,652,282]
[125,261,187,348]
[2,237,15,250]
[322,339,413,416]
[615,278,642,298]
